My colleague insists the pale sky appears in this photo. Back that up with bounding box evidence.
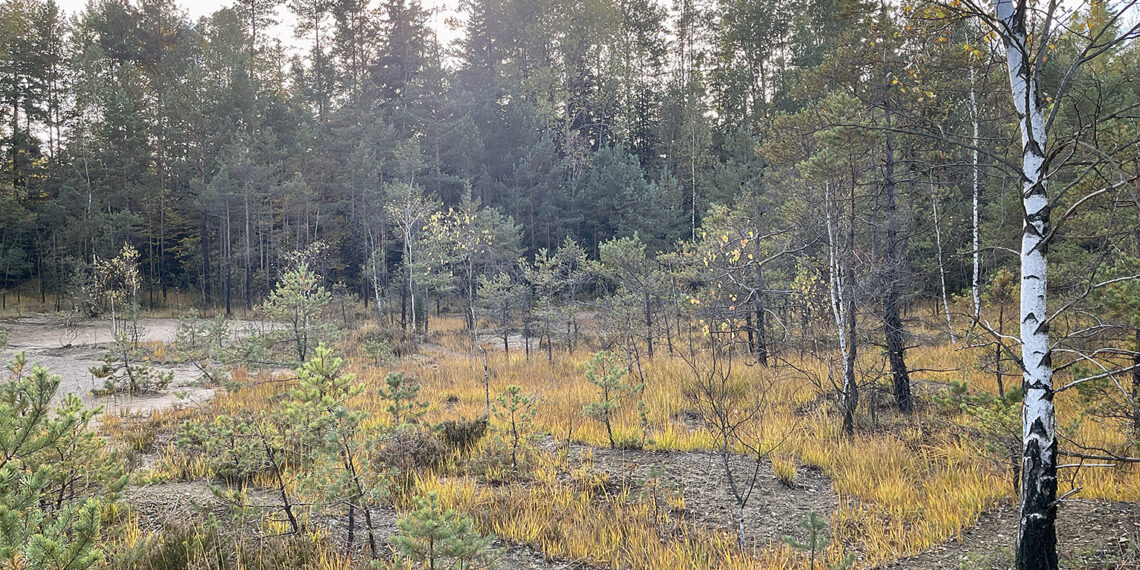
[53,0,464,57]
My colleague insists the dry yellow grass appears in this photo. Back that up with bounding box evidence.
[137,308,1140,569]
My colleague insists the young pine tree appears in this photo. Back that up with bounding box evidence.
[1,354,128,569]
[378,372,430,426]
[392,491,499,569]
[285,345,384,558]
[491,385,537,473]
[582,351,644,449]
[262,262,336,364]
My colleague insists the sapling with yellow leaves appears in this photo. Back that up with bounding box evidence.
[87,244,173,396]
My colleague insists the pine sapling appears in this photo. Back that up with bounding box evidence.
[379,372,430,426]
[783,511,854,570]
[582,351,644,449]
[491,385,537,474]
[285,345,383,558]
[392,491,500,569]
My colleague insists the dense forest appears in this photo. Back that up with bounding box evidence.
[2,0,1128,315]
[1,0,1139,568]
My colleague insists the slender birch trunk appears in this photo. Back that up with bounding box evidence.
[825,182,857,436]
[992,0,1057,566]
[971,65,982,323]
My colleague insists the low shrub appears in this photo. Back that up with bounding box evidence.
[437,417,489,455]
[374,427,448,477]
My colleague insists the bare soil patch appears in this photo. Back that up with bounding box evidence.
[0,314,263,414]
[888,500,1140,569]
[555,442,839,549]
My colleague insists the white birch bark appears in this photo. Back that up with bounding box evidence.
[825,183,848,371]
[971,65,982,323]
[825,182,856,433]
[992,0,1058,566]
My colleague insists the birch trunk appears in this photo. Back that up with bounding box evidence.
[971,65,982,323]
[825,182,858,436]
[992,0,1057,566]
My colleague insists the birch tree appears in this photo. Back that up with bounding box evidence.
[384,182,439,333]
[933,0,1140,566]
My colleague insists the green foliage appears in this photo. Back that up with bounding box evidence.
[521,237,591,355]
[491,385,538,473]
[176,414,271,483]
[286,345,367,448]
[284,345,385,554]
[379,372,430,426]
[174,310,233,385]
[89,351,174,396]
[935,381,1022,477]
[392,491,500,569]
[476,272,529,353]
[0,353,127,569]
[362,337,397,366]
[784,511,853,569]
[258,262,338,366]
[582,351,644,449]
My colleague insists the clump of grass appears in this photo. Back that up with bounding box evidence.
[772,454,798,487]
[110,515,344,570]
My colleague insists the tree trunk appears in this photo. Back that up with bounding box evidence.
[997,305,1006,397]
[933,196,957,344]
[971,65,982,323]
[1132,327,1139,435]
[244,191,252,311]
[994,0,1058,565]
[882,104,912,413]
[752,238,769,366]
[826,182,858,437]
[201,211,212,306]
[644,291,654,358]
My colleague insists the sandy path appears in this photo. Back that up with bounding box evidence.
[0,315,261,415]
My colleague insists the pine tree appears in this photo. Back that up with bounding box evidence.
[0,354,127,569]
[582,350,644,449]
[392,491,499,569]
[262,262,336,364]
[491,384,537,473]
[378,371,429,426]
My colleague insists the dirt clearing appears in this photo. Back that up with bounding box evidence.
[0,314,263,414]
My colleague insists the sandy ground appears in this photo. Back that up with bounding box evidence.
[549,441,839,549]
[888,500,1140,569]
[0,314,248,414]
